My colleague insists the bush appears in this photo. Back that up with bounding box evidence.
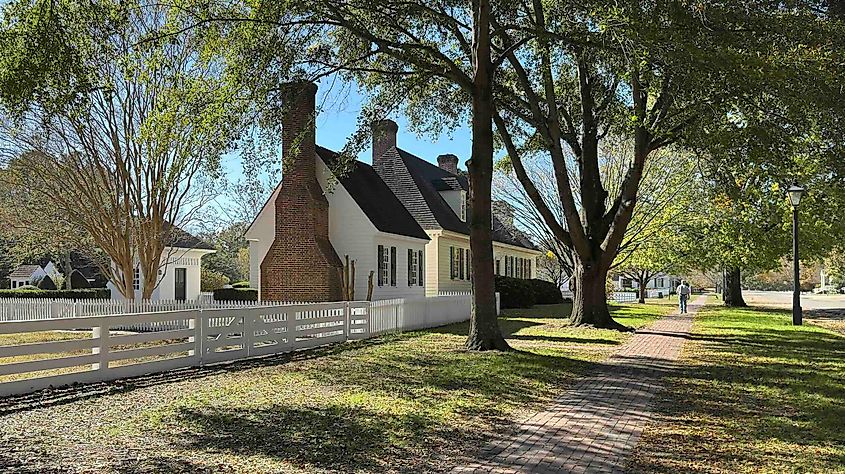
[494,275,536,309]
[201,270,230,292]
[213,287,258,301]
[0,288,111,299]
[529,279,564,305]
[36,274,57,291]
[231,281,251,288]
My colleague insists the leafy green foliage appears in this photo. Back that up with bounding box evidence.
[494,275,536,309]
[0,288,110,299]
[200,270,229,292]
[528,279,566,305]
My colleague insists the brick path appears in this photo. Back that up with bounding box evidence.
[452,296,706,474]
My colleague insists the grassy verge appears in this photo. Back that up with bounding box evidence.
[627,304,845,473]
[0,301,671,473]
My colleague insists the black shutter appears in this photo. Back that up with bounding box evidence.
[418,250,424,286]
[408,249,413,286]
[459,248,464,280]
[377,245,384,286]
[390,246,397,286]
[467,250,471,281]
[450,246,455,279]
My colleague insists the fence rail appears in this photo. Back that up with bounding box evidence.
[0,294,484,397]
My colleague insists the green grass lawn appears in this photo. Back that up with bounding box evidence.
[0,301,672,473]
[627,304,845,473]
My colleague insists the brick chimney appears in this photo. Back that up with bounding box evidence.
[437,154,459,175]
[372,119,398,169]
[260,81,343,302]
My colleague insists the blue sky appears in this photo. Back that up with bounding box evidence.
[220,81,475,183]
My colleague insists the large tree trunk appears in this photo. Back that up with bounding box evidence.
[724,267,747,307]
[570,258,630,331]
[637,279,647,304]
[465,0,509,351]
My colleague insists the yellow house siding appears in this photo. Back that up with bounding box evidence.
[423,230,543,295]
[424,232,440,296]
[436,233,474,294]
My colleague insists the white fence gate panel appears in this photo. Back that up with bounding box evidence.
[0,294,485,397]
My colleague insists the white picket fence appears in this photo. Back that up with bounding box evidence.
[0,294,483,397]
[609,291,638,303]
[0,299,271,327]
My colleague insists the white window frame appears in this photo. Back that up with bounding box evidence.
[133,267,140,291]
[408,249,418,286]
[460,190,467,221]
[380,247,390,287]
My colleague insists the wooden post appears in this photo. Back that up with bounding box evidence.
[367,270,374,301]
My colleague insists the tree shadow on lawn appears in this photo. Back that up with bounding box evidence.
[159,403,464,473]
[0,335,400,416]
[144,343,597,472]
[628,308,845,473]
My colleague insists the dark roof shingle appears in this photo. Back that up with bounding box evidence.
[392,149,537,250]
[9,265,41,279]
[317,147,430,241]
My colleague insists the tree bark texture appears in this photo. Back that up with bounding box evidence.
[465,0,509,351]
[570,258,631,331]
[724,267,747,307]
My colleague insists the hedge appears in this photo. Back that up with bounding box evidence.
[493,276,567,309]
[494,275,536,309]
[529,279,565,305]
[231,281,251,289]
[213,287,258,301]
[0,288,111,299]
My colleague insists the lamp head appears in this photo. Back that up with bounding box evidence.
[787,181,805,208]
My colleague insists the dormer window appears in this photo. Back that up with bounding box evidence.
[460,190,467,221]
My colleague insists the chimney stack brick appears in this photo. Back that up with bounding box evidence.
[437,154,460,175]
[260,82,343,302]
[372,119,399,169]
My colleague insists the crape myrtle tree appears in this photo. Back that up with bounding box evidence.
[487,0,843,328]
[0,1,242,298]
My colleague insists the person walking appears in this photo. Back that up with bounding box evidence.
[676,280,691,314]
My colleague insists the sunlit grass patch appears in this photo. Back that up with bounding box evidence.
[628,304,845,473]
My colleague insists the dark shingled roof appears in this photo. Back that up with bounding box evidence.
[317,146,430,241]
[390,149,537,251]
[9,265,41,279]
[163,222,216,250]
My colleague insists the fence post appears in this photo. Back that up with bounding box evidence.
[495,292,500,316]
[91,322,108,371]
[344,302,351,342]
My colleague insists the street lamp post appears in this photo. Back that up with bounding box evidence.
[787,181,805,326]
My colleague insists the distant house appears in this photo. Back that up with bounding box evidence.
[107,224,216,301]
[246,82,541,302]
[8,264,46,288]
[612,273,681,296]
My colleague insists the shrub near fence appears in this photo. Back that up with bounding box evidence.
[213,288,258,301]
[0,288,111,299]
[495,276,536,309]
